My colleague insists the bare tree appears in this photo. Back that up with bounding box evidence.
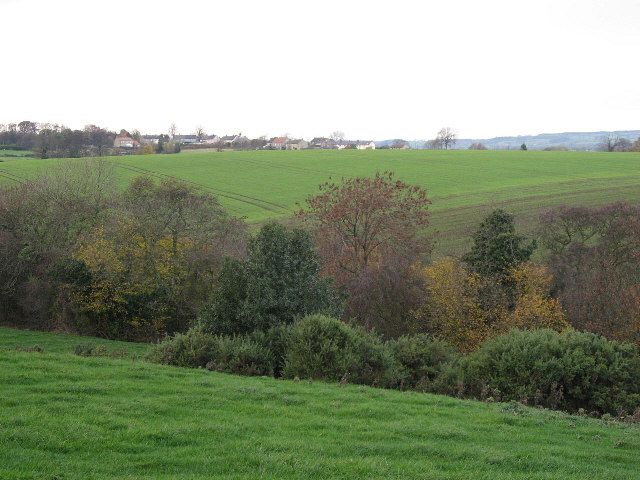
[169,123,178,140]
[195,126,206,142]
[330,130,345,142]
[436,127,457,150]
[598,134,632,152]
[599,134,621,152]
[424,138,443,150]
[468,142,487,150]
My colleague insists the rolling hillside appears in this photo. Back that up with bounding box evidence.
[0,326,638,479]
[2,149,640,254]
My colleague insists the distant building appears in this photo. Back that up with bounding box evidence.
[285,139,309,150]
[268,136,288,150]
[309,137,336,149]
[219,134,249,148]
[175,134,198,144]
[113,130,140,148]
[355,141,376,150]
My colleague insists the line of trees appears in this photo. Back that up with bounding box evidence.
[0,121,116,158]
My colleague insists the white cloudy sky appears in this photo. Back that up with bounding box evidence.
[1,0,639,139]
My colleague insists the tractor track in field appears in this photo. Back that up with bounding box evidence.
[0,169,27,184]
[115,163,291,215]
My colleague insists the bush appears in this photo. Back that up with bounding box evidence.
[283,315,395,387]
[462,329,640,415]
[147,327,217,368]
[205,335,273,377]
[148,327,274,376]
[248,323,291,377]
[388,334,459,391]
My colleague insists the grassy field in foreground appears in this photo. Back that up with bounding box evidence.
[1,327,639,479]
[2,149,640,255]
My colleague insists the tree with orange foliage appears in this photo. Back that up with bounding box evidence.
[298,172,432,336]
[299,171,431,282]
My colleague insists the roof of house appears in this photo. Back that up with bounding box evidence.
[115,129,133,139]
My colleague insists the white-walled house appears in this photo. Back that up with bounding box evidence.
[356,141,376,150]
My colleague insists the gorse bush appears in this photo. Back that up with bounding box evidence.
[388,334,458,391]
[148,320,640,417]
[283,315,395,387]
[148,328,275,376]
[147,327,218,368]
[205,335,273,377]
[462,329,640,415]
[248,323,291,377]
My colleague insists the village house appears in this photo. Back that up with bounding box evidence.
[174,134,199,145]
[113,129,140,148]
[285,139,309,150]
[355,141,376,150]
[309,137,336,149]
[267,136,288,150]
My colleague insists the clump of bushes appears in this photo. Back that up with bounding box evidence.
[147,328,218,368]
[461,329,640,415]
[148,317,640,417]
[204,335,273,377]
[388,334,459,392]
[147,327,275,376]
[282,314,396,387]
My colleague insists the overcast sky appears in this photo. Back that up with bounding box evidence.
[1,0,639,139]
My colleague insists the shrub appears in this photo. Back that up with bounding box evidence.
[388,334,459,391]
[147,327,217,368]
[283,314,395,387]
[205,335,273,377]
[148,327,274,376]
[248,323,291,377]
[462,329,640,415]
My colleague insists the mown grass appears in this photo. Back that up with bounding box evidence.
[2,149,640,255]
[1,327,638,479]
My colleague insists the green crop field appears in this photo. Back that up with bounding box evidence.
[0,326,638,479]
[2,149,640,255]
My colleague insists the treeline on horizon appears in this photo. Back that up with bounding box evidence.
[3,121,640,156]
[0,121,181,158]
[2,162,640,419]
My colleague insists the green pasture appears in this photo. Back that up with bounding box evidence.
[1,326,638,479]
[2,149,640,255]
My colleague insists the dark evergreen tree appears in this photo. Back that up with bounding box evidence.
[199,223,343,334]
[463,209,535,279]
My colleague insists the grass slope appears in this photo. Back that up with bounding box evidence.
[2,149,640,254]
[1,327,638,479]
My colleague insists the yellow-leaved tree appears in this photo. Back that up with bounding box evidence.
[415,257,489,352]
[494,262,569,334]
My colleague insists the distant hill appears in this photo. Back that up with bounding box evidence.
[377,130,640,151]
